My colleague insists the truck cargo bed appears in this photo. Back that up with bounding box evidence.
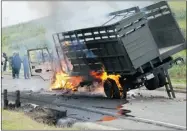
[53,1,186,77]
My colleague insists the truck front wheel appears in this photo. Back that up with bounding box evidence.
[103,78,120,99]
[103,79,113,98]
[109,78,121,99]
[145,75,159,90]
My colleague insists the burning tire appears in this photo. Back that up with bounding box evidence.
[103,79,113,98]
[103,78,120,99]
[109,79,121,99]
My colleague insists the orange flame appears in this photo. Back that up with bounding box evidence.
[50,53,82,91]
[50,71,83,91]
[90,70,122,90]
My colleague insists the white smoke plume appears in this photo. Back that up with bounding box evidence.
[27,1,154,73]
[27,1,154,31]
[27,1,154,51]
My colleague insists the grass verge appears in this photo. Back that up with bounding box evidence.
[2,109,77,130]
[169,64,186,87]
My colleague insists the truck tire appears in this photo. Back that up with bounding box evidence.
[158,72,166,87]
[109,78,120,99]
[145,75,159,90]
[103,79,113,98]
[103,78,120,99]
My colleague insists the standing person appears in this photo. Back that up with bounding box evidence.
[3,53,8,71]
[11,53,16,78]
[1,61,3,78]
[23,54,30,79]
[12,52,22,79]
[1,55,5,78]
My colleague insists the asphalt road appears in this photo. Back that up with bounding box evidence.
[2,75,186,130]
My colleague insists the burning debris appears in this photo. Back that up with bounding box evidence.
[50,58,123,97]
[50,71,83,91]
[50,69,124,98]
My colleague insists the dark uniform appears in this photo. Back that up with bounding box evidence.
[12,54,22,79]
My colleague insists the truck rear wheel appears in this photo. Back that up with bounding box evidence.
[158,72,167,87]
[103,78,120,99]
[109,78,121,99]
[145,75,159,90]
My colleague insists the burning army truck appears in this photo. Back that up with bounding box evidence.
[51,1,186,99]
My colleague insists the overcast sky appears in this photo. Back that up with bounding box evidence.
[2,1,43,27]
[2,1,154,28]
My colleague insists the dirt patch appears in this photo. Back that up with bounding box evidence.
[26,106,58,126]
[21,104,81,128]
[4,103,68,127]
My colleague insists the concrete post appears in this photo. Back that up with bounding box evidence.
[15,90,21,108]
[3,89,8,109]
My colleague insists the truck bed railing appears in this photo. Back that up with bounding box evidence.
[55,25,117,44]
[116,12,147,37]
[109,6,140,16]
[103,6,140,26]
[141,1,171,19]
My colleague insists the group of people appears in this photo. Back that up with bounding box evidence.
[1,52,30,79]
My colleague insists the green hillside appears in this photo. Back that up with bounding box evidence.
[169,1,186,32]
[2,22,46,56]
[168,1,186,57]
[169,1,186,56]
[168,2,186,85]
